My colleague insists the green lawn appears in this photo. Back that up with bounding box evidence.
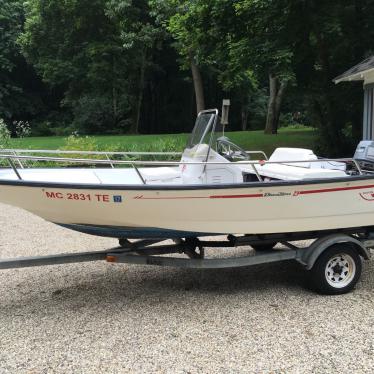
[8,127,316,157]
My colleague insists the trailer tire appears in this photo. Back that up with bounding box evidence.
[251,242,277,251]
[308,243,362,295]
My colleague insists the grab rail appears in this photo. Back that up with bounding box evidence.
[0,148,267,158]
[0,153,363,183]
[0,149,183,156]
[0,153,361,167]
[0,148,270,185]
[246,150,268,160]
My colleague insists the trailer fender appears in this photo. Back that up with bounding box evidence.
[296,234,370,270]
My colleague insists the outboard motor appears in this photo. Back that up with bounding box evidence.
[354,140,374,171]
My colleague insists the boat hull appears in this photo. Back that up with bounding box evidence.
[1,177,374,238]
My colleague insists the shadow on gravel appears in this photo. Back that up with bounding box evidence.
[1,261,309,309]
[1,258,373,314]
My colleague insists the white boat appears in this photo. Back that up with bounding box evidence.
[0,109,373,239]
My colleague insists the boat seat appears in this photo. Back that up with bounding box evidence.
[139,167,180,183]
[257,147,347,180]
[239,148,347,181]
[267,147,346,170]
[258,163,347,180]
[268,147,317,167]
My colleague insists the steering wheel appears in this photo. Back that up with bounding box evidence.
[216,137,250,161]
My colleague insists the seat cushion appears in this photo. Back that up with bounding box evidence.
[259,163,347,180]
[269,148,317,168]
[139,167,180,181]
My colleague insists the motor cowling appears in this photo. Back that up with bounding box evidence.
[354,140,374,171]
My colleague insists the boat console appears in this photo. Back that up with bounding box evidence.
[177,110,351,183]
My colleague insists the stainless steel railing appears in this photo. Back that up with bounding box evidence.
[0,148,268,174]
[0,149,183,159]
[0,148,267,158]
[0,150,363,184]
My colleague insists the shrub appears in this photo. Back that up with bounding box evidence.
[14,120,31,138]
[72,95,130,134]
[30,120,54,136]
[151,138,184,157]
[0,119,11,149]
[62,133,99,152]
[55,133,184,167]
[278,111,314,130]
[30,110,75,136]
[0,119,11,167]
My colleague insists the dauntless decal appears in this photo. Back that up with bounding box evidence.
[264,192,291,197]
[359,191,374,201]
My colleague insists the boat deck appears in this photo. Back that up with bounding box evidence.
[0,167,182,185]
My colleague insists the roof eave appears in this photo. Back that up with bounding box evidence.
[334,75,364,84]
[334,68,374,84]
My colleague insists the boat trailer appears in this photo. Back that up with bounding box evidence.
[0,230,372,294]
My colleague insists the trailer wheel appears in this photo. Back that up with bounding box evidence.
[251,242,277,251]
[309,243,362,295]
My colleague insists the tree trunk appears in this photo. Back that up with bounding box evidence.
[314,29,344,152]
[112,56,118,126]
[150,80,156,134]
[190,58,205,114]
[265,72,287,134]
[112,86,117,122]
[241,105,249,131]
[272,80,288,134]
[130,52,147,134]
[265,72,278,134]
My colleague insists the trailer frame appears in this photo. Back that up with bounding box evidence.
[0,231,372,294]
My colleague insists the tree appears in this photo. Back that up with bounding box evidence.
[19,0,165,134]
[0,0,23,120]
[288,0,374,154]
[106,0,167,133]
[20,0,124,132]
[158,0,293,132]
[0,0,45,127]
[151,1,209,114]
[186,0,258,130]
[232,0,294,134]
[3,0,372,147]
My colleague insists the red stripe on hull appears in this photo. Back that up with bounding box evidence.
[134,196,207,200]
[297,184,374,195]
[210,193,263,199]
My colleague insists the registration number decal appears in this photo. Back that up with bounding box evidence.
[43,190,123,203]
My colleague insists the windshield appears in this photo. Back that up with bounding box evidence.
[186,112,217,149]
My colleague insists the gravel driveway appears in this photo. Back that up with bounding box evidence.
[0,202,373,373]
